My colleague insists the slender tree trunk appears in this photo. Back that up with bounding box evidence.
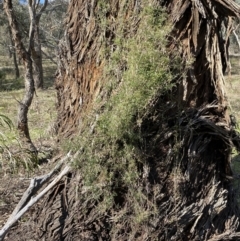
[28,0,48,89]
[8,26,20,79]
[4,0,36,152]
[17,56,36,152]
[12,49,20,79]
[31,17,44,89]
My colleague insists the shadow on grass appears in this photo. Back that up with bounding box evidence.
[43,64,57,89]
[230,56,240,75]
[0,64,57,91]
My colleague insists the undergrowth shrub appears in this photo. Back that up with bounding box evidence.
[64,1,182,233]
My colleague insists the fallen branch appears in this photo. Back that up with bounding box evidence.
[0,151,76,241]
[9,152,71,220]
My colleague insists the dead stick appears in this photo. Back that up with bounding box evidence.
[0,152,75,241]
[9,151,71,220]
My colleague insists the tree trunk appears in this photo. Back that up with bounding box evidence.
[30,14,44,89]
[4,0,36,152]
[17,56,36,152]
[32,36,44,89]
[5,0,240,240]
[28,0,48,89]
[8,25,20,79]
[12,48,20,79]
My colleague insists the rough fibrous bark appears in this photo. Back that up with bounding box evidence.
[5,0,240,240]
[55,0,104,136]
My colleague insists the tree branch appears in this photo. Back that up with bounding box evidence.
[9,151,71,219]
[0,151,76,241]
[41,48,57,65]
[37,0,48,17]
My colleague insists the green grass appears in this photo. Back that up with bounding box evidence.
[0,88,57,172]
[0,55,57,173]
[229,56,240,76]
[0,55,57,90]
[0,88,56,141]
[226,74,240,121]
[0,55,57,143]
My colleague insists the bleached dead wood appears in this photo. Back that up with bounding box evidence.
[0,151,75,241]
[9,152,71,220]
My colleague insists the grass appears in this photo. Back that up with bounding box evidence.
[0,56,57,90]
[226,57,240,204]
[0,57,57,174]
[226,74,240,121]
[0,56,58,228]
[229,56,240,76]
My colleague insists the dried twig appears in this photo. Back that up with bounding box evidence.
[0,151,75,241]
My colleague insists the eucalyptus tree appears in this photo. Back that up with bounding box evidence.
[27,0,48,89]
[2,0,240,240]
[39,0,68,64]
[4,0,37,152]
[0,1,19,78]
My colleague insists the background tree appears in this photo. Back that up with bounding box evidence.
[0,1,20,78]
[40,0,69,64]
[2,0,68,150]
[8,25,20,78]
[28,0,48,89]
[0,0,68,85]
[4,0,37,152]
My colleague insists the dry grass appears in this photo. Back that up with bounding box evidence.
[226,74,240,121]
[0,86,57,146]
[0,59,59,229]
[225,57,240,205]
[0,57,58,172]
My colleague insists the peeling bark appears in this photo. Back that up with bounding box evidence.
[4,0,240,240]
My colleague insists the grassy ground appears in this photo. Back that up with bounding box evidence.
[226,75,240,121]
[0,57,59,228]
[226,56,240,121]
[0,55,240,230]
[0,58,56,172]
[225,57,240,203]
[0,88,57,145]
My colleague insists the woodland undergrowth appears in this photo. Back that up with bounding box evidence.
[62,2,184,235]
